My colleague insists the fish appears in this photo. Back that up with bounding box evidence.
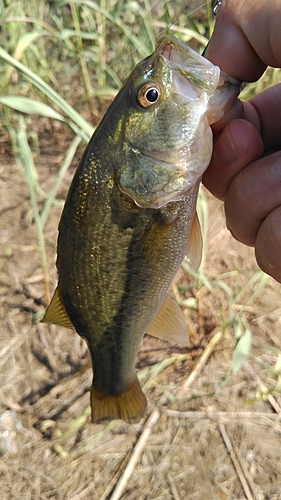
[42,35,240,424]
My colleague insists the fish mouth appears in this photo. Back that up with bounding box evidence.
[156,35,239,94]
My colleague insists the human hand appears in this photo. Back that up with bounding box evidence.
[203,0,281,282]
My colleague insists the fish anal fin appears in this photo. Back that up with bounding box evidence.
[187,211,203,272]
[91,376,147,424]
[146,293,189,346]
[42,286,74,329]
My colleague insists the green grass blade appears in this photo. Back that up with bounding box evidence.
[234,270,269,312]
[16,117,50,302]
[65,0,150,57]
[40,135,81,229]
[232,324,252,374]
[0,96,66,121]
[0,47,94,141]
[138,0,156,50]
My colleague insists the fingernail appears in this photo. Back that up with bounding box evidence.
[213,126,239,165]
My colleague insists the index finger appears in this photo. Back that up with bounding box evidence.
[205,0,281,81]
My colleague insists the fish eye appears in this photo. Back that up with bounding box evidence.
[137,83,162,108]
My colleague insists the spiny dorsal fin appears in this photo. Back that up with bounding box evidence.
[91,374,147,424]
[146,293,189,346]
[42,286,74,329]
[187,211,202,272]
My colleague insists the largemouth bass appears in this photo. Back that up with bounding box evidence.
[43,36,240,424]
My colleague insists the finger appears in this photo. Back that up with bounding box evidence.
[205,1,265,81]
[224,153,281,246]
[205,0,281,81]
[248,84,281,153]
[203,119,263,200]
[212,85,281,156]
[255,206,281,283]
[211,97,244,135]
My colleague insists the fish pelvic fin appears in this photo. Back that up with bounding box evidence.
[187,211,203,272]
[41,286,75,329]
[91,376,147,424]
[146,293,189,346]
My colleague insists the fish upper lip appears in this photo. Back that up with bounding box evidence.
[156,35,241,89]
[156,35,214,68]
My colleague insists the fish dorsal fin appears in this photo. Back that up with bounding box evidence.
[146,293,189,346]
[42,286,75,329]
[187,211,203,272]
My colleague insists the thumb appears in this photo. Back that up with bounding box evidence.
[203,119,263,200]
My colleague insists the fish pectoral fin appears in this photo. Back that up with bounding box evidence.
[146,293,190,346]
[41,286,75,329]
[186,211,203,272]
[91,376,147,424]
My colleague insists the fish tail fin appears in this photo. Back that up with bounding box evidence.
[90,376,147,424]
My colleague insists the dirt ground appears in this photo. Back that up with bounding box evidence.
[1,119,281,500]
